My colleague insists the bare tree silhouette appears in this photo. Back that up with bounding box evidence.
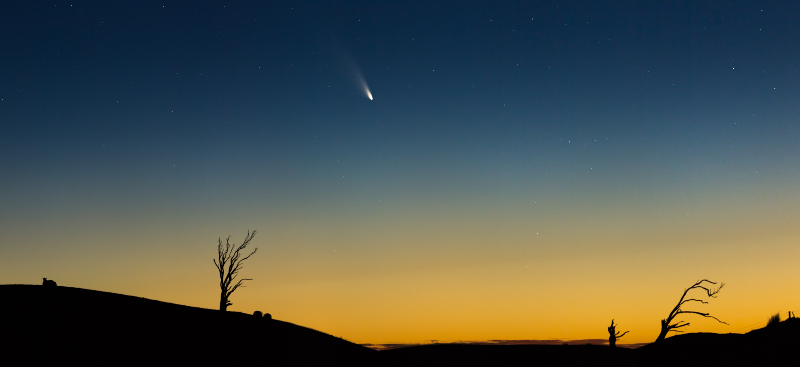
[655,279,727,343]
[213,230,258,311]
[607,319,629,347]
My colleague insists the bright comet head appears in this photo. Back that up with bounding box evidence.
[349,58,373,101]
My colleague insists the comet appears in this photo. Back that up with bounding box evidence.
[340,49,374,101]
[354,70,373,101]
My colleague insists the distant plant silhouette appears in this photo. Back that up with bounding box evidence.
[790,311,796,319]
[213,230,258,311]
[766,312,781,327]
[253,310,263,317]
[42,278,57,287]
[264,313,272,320]
[607,319,629,347]
[654,279,727,343]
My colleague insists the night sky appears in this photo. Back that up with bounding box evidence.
[2,1,799,345]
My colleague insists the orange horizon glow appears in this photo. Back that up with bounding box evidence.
[7,182,799,346]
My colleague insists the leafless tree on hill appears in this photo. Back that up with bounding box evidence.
[655,279,727,343]
[213,230,258,311]
[607,319,629,347]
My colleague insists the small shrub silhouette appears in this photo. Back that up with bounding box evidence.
[253,311,262,317]
[264,313,272,320]
[42,278,57,287]
[766,312,781,327]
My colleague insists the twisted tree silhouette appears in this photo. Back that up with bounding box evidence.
[607,319,629,347]
[655,279,727,343]
[213,230,258,311]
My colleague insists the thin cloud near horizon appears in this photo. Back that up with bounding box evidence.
[361,339,649,351]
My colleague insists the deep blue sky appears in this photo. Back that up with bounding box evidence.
[3,2,797,197]
[2,1,799,344]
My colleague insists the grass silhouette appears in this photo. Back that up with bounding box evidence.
[766,312,781,327]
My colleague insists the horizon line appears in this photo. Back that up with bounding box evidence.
[361,339,649,351]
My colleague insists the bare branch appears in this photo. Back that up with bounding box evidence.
[675,310,729,325]
[669,321,690,330]
[680,298,709,305]
[708,282,724,297]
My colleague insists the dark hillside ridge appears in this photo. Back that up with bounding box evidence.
[2,284,798,366]
[0,285,375,366]
[636,318,799,366]
[380,319,800,366]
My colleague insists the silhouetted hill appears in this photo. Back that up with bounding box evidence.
[0,285,376,366]
[636,318,799,366]
[3,284,798,366]
[378,319,800,366]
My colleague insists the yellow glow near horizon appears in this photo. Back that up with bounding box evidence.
[8,186,799,346]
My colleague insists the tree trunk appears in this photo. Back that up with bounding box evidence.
[608,336,616,348]
[654,319,669,343]
[219,292,229,311]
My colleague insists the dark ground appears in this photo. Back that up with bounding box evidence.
[0,285,373,366]
[1,285,797,366]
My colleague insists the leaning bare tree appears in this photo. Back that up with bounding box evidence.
[213,230,258,311]
[655,279,727,343]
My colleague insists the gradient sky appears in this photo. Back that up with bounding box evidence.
[2,1,799,345]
